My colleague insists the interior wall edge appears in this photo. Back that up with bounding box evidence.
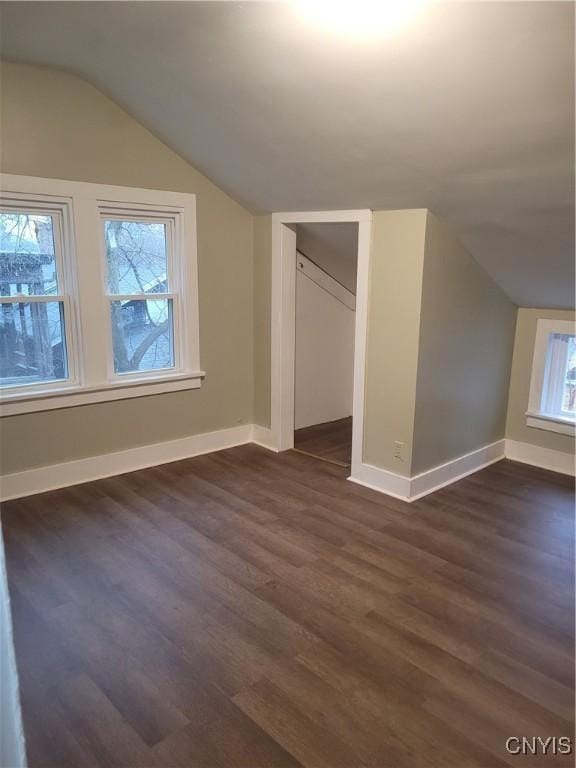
[410,210,517,476]
[0,530,27,768]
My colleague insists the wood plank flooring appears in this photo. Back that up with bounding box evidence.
[293,417,352,467]
[2,446,574,768]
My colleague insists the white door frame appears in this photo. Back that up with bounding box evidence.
[270,209,372,475]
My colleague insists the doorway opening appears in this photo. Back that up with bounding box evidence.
[292,222,358,468]
[270,210,371,478]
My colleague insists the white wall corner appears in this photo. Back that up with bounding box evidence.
[505,439,575,476]
[349,439,506,504]
[250,425,279,452]
[348,462,412,501]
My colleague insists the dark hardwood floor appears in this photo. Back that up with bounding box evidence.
[293,417,352,467]
[2,446,574,768]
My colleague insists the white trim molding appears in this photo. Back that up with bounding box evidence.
[0,372,205,417]
[2,429,573,505]
[348,462,412,501]
[409,440,506,501]
[526,318,576,436]
[505,439,575,476]
[0,424,254,502]
[250,425,278,452]
[270,209,372,471]
[349,440,506,503]
[525,412,575,437]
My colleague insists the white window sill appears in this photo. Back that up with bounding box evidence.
[526,411,575,437]
[0,371,206,417]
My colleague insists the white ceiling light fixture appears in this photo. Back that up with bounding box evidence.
[293,0,430,41]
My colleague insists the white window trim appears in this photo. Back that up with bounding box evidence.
[526,318,575,437]
[0,174,204,417]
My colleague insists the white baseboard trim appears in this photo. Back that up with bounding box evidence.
[3,430,571,505]
[349,440,506,503]
[409,439,506,501]
[250,425,279,452]
[505,439,575,476]
[0,424,254,502]
[348,461,411,501]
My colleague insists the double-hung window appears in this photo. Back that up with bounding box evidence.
[0,206,74,390]
[527,318,576,436]
[104,215,176,376]
[0,175,202,416]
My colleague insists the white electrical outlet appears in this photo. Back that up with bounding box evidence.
[393,441,405,461]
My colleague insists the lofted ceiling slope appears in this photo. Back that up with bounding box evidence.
[0,1,574,308]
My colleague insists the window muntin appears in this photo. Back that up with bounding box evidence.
[0,209,71,389]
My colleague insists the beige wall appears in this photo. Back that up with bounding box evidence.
[3,63,561,481]
[506,308,575,454]
[363,210,427,476]
[411,212,517,475]
[0,62,254,474]
[253,215,272,428]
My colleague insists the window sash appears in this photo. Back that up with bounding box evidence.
[0,202,78,394]
[0,208,62,298]
[0,298,70,389]
[103,292,176,302]
[102,213,174,297]
[0,294,68,303]
[0,296,77,394]
[108,296,178,377]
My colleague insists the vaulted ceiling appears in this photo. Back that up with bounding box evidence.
[1,1,574,307]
